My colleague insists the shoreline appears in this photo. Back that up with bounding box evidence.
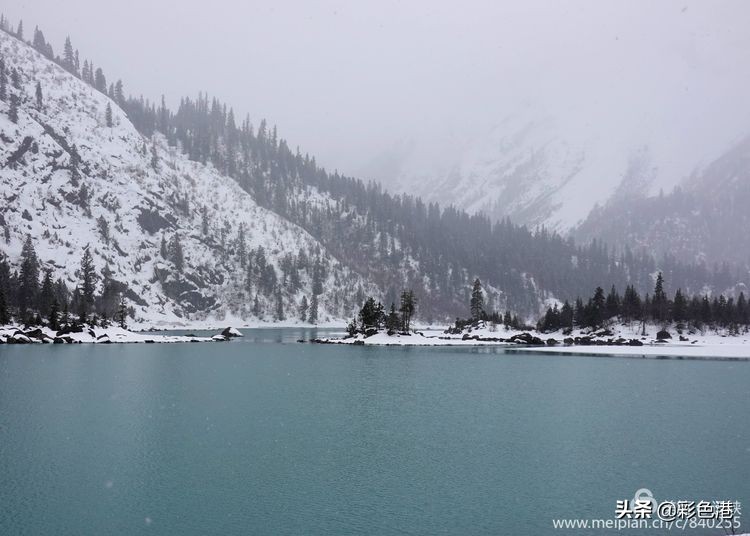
[0,325,243,345]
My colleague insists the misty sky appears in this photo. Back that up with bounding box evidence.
[4,0,750,179]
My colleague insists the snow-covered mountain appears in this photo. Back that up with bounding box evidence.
[2,23,744,328]
[576,134,750,266]
[365,106,749,233]
[0,30,372,326]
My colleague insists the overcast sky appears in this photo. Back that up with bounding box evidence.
[4,0,749,178]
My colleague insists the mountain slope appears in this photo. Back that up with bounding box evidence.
[576,135,750,267]
[367,109,748,233]
[0,30,372,326]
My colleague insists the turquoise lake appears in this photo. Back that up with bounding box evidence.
[1,328,748,535]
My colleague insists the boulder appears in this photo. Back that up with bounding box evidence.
[8,334,32,344]
[546,338,558,346]
[656,329,672,340]
[211,334,227,342]
[57,325,84,336]
[221,327,243,338]
[628,339,644,346]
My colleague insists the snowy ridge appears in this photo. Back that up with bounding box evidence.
[0,30,375,327]
[372,107,748,232]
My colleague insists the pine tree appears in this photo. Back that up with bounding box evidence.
[673,288,686,323]
[299,295,308,322]
[105,102,112,127]
[652,272,667,323]
[275,288,284,321]
[61,301,70,327]
[737,292,749,325]
[48,299,60,330]
[160,234,168,259]
[237,224,246,266]
[39,270,54,317]
[35,81,42,109]
[560,300,574,329]
[116,294,128,329]
[309,293,319,324]
[0,286,9,325]
[386,303,401,333]
[16,20,23,40]
[168,234,184,272]
[0,57,6,102]
[503,310,512,328]
[253,294,262,318]
[63,36,75,70]
[399,290,416,331]
[470,278,484,321]
[94,67,106,93]
[150,140,159,170]
[201,205,209,236]
[18,235,39,316]
[79,247,97,323]
[9,93,18,123]
[114,80,124,104]
[605,285,620,319]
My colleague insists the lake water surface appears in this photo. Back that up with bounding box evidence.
[1,328,748,535]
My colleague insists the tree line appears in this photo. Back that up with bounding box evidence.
[538,272,750,333]
[347,290,416,336]
[0,236,130,329]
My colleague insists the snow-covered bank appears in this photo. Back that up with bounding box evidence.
[314,330,515,346]
[0,325,243,344]
[313,321,750,359]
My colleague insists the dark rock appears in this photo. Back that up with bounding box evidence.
[23,328,49,340]
[563,337,574,345]
[679,336,689,342]
[656,329,672,340]
[364,328,378,338]
[221,327,243,338]
[546,338,558,346]
[137,208,172,234]
[353,340,365,345]
[629,339,644,346]
[57,325,83,336]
